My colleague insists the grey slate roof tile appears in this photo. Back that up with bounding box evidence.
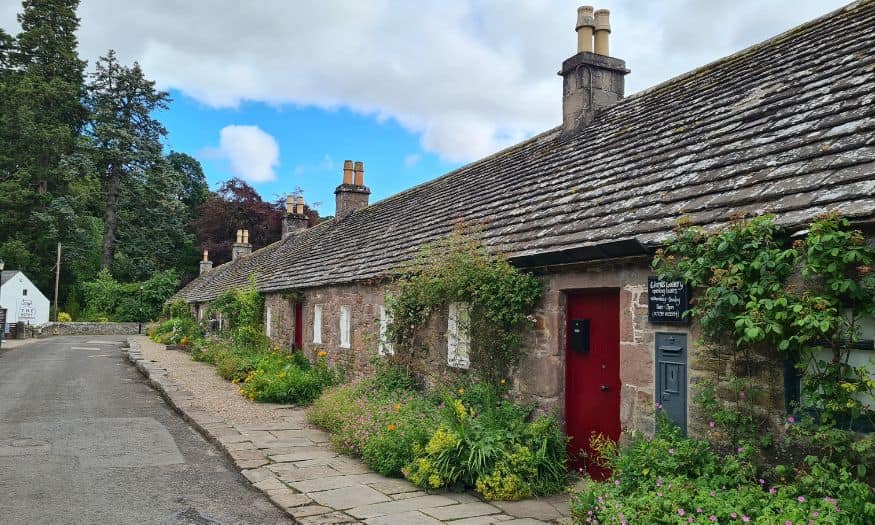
[176,0,875,303]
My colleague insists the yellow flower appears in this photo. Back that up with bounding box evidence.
[500,379,506,385]
[317,350,327,358]
[395,403,402,411]
[387,423,397,431]
[458,388,465,395]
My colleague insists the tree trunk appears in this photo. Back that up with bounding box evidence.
[100,165,121,269]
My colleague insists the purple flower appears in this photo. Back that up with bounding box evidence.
[786,521,793,525]
[655,402,663,410]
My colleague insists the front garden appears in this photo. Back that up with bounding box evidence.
[150,217,875,517]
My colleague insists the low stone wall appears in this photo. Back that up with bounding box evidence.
[37,322,146,337]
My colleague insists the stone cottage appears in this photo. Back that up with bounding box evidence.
[176,3,875,465]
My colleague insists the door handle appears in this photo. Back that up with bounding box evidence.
[600,384,609,392]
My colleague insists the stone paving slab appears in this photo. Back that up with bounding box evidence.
[310,484,391,510]
[124,336,572,524]
[365,510,444,524]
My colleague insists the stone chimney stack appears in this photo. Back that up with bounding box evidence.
[232,229,252,261]
[334,160,370,220]
[560,6,629,134]
[282,195,310,239]
[199,250,213,275]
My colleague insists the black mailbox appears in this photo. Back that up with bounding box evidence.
[570,319,590,353]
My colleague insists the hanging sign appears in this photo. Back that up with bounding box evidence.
[648,277,691,324]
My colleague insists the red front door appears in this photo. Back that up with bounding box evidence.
[294,303,303,350]
[565,289,620,479]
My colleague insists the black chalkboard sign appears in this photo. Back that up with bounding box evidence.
[648,277,691,324]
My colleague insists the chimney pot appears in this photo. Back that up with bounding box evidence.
[353,161,364,186]
[286,196,294,214]
[242,230,249,244]
[343,160,354,185]
[199,251,213,275]
[559,6,628,133]
[335,161,370,220]
[203,250,208,262]
[296,196,305,215]
[594,9,611,55]
[576,6,595,53]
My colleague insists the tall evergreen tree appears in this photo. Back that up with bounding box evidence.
[0,0,87,296]
[84,50,170,269]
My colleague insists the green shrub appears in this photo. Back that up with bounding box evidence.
[401,390,568,500]
[570,416,875,524]
[57,312,72,322]
[216,350,262,382]
[240,354,338,404]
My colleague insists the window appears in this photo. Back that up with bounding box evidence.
[313,305,323,343]
[379,305,394,356]
[265,305,273,338]
[339,306,351,348]
[447,302,470,368]
[22,289,27,296]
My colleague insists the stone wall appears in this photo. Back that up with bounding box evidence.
[37,322,145,337]
[243,257,800,440]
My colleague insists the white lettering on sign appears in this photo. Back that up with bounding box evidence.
[18,299,35,319]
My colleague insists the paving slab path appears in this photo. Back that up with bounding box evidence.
[127,336,572,524]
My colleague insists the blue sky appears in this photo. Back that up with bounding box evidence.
[1,0,849,216]
[161,91,450,212]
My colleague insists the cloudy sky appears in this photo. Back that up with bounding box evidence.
[0,0,849,213]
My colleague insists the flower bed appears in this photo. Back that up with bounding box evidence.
[570,416,874,524]
[308,374,569,501]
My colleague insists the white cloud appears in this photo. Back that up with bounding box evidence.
[0,0,848,162]
[403,154,421,168]
[215,125,279,182]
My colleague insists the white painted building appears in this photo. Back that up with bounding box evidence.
[1,271,51,333]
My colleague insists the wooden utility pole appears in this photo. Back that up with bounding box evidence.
[53,243,61,322]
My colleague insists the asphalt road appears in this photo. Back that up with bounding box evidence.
[0,336,291,525]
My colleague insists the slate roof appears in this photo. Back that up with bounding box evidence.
[177,0,875,303]
[1,271,20,287]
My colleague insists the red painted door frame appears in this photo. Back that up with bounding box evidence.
[294,303,303,350]
[565,289,621,479]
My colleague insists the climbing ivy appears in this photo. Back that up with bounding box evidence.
[385,226,543,385]
[654,213,875,433]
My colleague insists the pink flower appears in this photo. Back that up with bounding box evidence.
[657,492,663,497]
[697,508,703,513]
[770,488,777,495]
[710,491,716,497]
[669,448,675,455]
[614,480,621,486]
[678,509,686,516]
[657,478,663,487]
[812,511,819,517]
[598,497,604,503]
[731,512,737,518]
[786,521,793,525]
[787,416,795,423]
[656,402,662,409]
[710,516,717,522]
[742,517,750,523]
[758,479,765,485]
[797,496,805,503]
[737,447,744,453]
[709,421,716,428]
[739,390,746,399]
